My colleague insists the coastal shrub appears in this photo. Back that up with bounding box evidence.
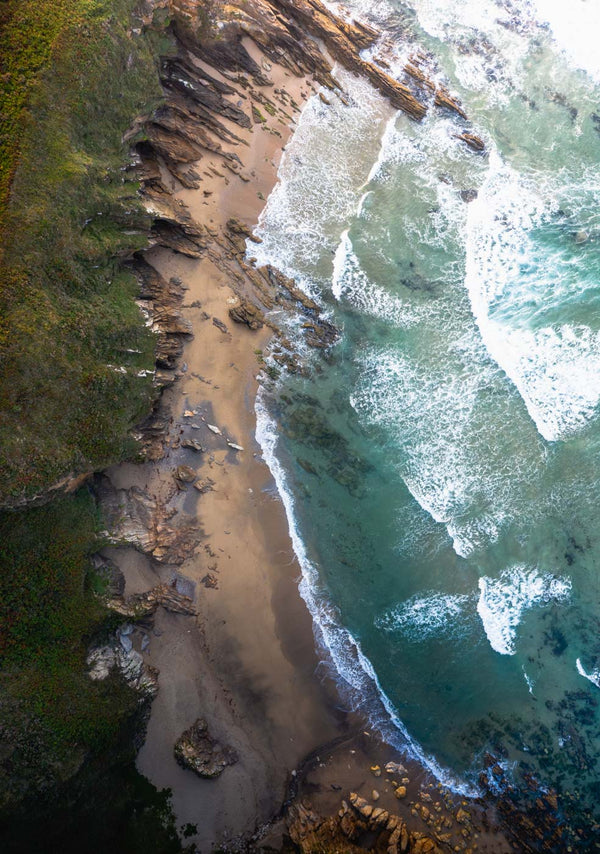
[0,488,185,850]
[0,0,168,503]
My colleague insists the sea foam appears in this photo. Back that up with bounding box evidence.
[576,657,600,689]
[255,389,476,796]
[465,149,600,442]
[332,229,431,327]
[376,591,472,640]
[530,0,600,83]
[477,566,571,655]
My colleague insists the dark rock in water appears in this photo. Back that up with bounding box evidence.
[460,189,478,203]
[400,272,437,294]
[544,624,568,656]
[229,299,265,330]
[456,131,485,152]
[283,403,370,495]
[174,718,237,778]
[297,457,318,475]
[175,465,196,483]
[181,438,205,452]
[264,264,321,312]
[194,477,215,493]
[302,318,338,348]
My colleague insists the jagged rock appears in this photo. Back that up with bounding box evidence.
[339,805,365,840]
[224,216,263,255]
[456,131,485,151]
[388,825,402,854]
[86,638,158,700]
[456,806,470,824]
[181,438,205,452]
[129,257,191,378]
[137,410,171,460]
[174,718,237,778]
[385,761,408,776]
[151,217,206,258]
[460,189,478,203]
[400,824,410,852]
[229,298,265,330]
[263,264,320,311]
[87,645,117,681]
[266,0,427,119]
[175,465,196,483]
[301,318,338,348]
[101,483,201,564]
[156,334,185,369]
[160,55,251,130]
[194,477,215,493]
[107,582,197,618]
[370,807,389,826]
[349,792,373,820]
[395,785,407,799]
[434,87,467,119]
[147,583,197,615]
[212,316,229,334]
[411,838,440,854]
[288,802,367,853]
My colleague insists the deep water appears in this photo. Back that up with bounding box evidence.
[253,0,600,837]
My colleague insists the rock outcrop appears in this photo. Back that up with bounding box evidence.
[174,718,238,778]
[106,582,197,618]
[87,635,159,701]
[287,792,443,854]
[229,298,265,330]
[100,482,201,565]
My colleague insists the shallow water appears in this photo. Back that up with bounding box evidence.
[254,0,600,832]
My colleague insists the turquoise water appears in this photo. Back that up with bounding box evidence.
[254,0,600,835]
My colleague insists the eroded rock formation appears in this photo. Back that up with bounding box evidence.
[174,718,238,778]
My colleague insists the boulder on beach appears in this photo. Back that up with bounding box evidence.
[174,718,238,778]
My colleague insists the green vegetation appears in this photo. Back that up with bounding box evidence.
[0,0,169,502]
[0,491,187,852]
[0,2,192,847]
[0,491,131,775]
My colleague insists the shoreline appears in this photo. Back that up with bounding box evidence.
[101,44,350,850]
[97,4,513,851]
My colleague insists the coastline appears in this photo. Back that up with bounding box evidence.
[101,44,348,849]
[2,1,596,851]
[97,3,512,852]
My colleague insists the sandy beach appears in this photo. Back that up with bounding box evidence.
[101,47,350,850]
[98,20,512,854]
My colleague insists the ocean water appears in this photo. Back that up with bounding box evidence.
[253,0,600,837]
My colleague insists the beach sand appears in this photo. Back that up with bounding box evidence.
[99,36,513,853]
[102,49,350,851]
